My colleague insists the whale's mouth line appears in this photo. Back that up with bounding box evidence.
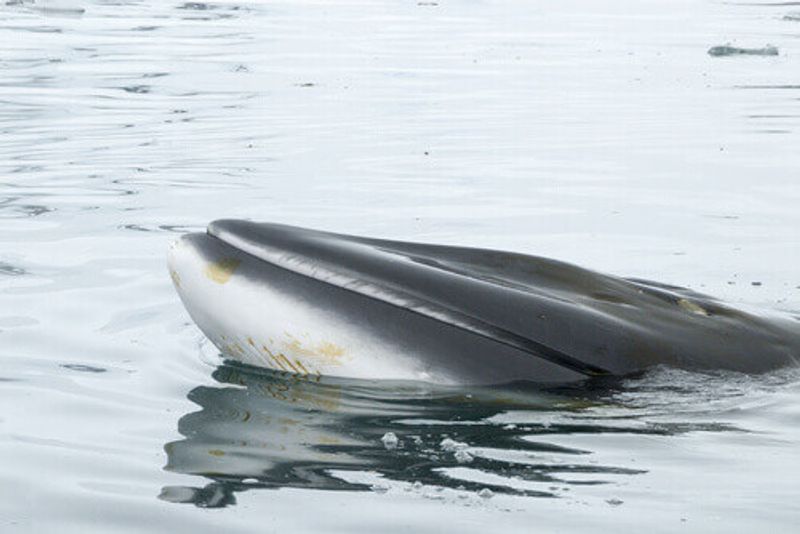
[204,228,610,378]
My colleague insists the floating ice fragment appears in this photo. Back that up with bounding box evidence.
[478,488,494,499]
[440,437,468,452]
[371,483,389,494]
[381,432,399,450]
[454,449,474,464]
[606,498,624,506]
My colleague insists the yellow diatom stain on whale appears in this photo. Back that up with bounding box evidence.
[277,353,299,373]
[293,359,310,375]
[169,269,181,288]
[283,335,348,366]
[204,258,241,284]
[677,298,710,317]
[317,341,345,358]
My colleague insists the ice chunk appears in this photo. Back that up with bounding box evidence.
[381,432,399,450]
[439,437,468,452]
[454,449,474,464]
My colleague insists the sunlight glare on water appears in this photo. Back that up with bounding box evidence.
[0,0,799,532]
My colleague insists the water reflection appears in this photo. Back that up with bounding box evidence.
[161,363,755,508]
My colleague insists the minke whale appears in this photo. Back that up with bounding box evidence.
[168,220,800,385]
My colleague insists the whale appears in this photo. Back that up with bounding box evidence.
[167,220,800,385]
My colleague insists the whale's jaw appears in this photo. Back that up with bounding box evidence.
[169,220,800,385]
[167,231,588,385]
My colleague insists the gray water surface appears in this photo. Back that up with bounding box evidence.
[1,0,799,532]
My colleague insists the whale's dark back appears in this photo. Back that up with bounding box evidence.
[209,219,800,377]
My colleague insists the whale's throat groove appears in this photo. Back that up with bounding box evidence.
[207,229,609,378]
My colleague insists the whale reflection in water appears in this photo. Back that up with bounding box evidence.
[160,363,752,508]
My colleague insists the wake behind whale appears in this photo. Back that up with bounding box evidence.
[168,220,800,385]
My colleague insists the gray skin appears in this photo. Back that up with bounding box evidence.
[193,219,800,383]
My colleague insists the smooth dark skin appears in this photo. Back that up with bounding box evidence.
[205,220,800,381]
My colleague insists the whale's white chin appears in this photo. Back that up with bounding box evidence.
[167,233,440,383]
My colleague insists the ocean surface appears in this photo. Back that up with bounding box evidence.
[1,0,799,532]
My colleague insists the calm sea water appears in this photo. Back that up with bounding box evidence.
[1,0,799,532]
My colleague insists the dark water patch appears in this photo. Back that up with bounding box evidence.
[119,223,201,233]
[10,165,45,174]
[708,44,779,56]
[61,364,107,373]
[735,85,800,89]
[0,75,56,88]
[728,2,800,5]
[703,214,740,220]
[120,85,151,94]
[0,262,26,276]
[119,224,152,233]
[746,114,800,118]
[0,25,63,33]
[178,2,218,10]
[0,199,55,218]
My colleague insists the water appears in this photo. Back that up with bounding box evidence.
[1,0,799,531]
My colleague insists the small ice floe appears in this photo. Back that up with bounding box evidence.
[454,449,474,464]
[477,488,494,499]
[370,483,390,494]
[380,432,399,450]
[708,44,778,57]
[606,498,624,506]
[440,437,473,462]
[439,437,468,452]
[783,12,800,21]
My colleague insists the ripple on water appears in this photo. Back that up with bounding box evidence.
[1,0,799,531]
